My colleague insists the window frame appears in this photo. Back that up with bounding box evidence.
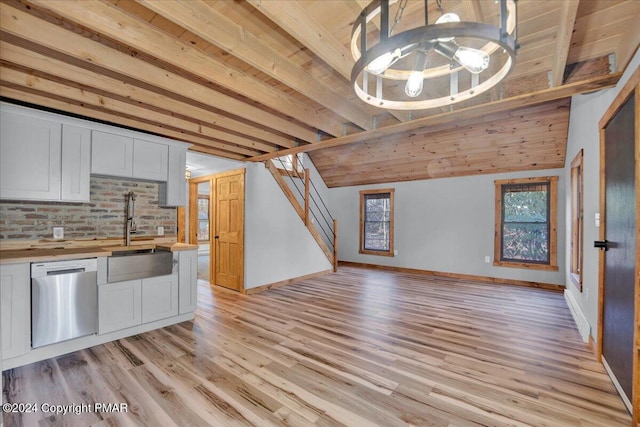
[570,150,584,289]
[493,176,558,271]
[359,188,395,257]
[197,194,210,243]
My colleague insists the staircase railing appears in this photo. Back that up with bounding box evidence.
[266,156,337,272]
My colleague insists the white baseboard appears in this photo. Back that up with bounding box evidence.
[602,356,633,414]
[564,289,591,342]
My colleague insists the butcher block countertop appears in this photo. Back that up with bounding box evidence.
[0,239,198,265]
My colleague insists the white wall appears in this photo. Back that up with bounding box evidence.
[563,48,640,341]
[244,162,332,289]
[328,168,566,285]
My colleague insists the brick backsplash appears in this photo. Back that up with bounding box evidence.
[0,176,176,240]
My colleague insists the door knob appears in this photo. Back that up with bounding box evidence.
[214,235,219,239]
[594,240,609,251]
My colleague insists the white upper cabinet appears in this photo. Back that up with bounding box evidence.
[159,145,187,207]
[133,139,168,181]
[61,125,91,202]
[2,102,189,205]
[91,130,134,177]
[0,110,62,201]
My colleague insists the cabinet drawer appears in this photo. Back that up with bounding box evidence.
[142,274,178,323]
[98,280,141,335]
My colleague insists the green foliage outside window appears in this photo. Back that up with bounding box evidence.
[502,185,549,263]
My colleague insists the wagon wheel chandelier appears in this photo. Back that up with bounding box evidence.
[351,0,518,110]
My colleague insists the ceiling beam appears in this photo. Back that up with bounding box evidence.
[551,0,580,87]
[28,0,339,141]
[0,2,318,143]
[247,0,353,82]
[249,72,621,162]
[0,40,293,151]
[136,0,375,131]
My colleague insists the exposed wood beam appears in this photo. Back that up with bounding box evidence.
[28,0,336,140]
[552,0,580,87]
[0,69,262,157]
[0,1,317,143]
[0,85,246,160]
[247,0,352,82]
[136,0,374,131]
[0,40,290,151]
[249,72,621,162]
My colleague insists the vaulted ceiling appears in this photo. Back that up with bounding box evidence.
[1,0,638,187]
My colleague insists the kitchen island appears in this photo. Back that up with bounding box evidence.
[0,239,198,370]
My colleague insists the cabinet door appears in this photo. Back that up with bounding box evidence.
[142,274,178,323]
[159,146,187,207]
[61,125,91,202]
[0,111,61,201]
[178,250,198,314]
[0,263,30,360]
[98,280,141,335]
[91,130,133,177]
[133,139,168,181]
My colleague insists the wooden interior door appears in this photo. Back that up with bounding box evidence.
[214,170,244,291]
[601,92,636,412]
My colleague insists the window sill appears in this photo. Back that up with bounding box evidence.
[359,249,394,257]
[493,260,558,271]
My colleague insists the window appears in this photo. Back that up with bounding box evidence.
[197,195,210,242]
[360,189,394,256]
[274,153,304,177]
[570,150,584,288]
[494,177,558,270]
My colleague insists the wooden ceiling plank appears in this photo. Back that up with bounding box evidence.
[28,0,342,140]
[551,0,580,87]
[0,43,279,153]
[247,0,352,81]
[0,68,262,157]
[135,0,375,131]
[0,85,246,160]
[247,0,411,124]
[0,40,294,150]
[249,73,620,162]
[0,2,317,143]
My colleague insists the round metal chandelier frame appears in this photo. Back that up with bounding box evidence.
[350,0,518,110]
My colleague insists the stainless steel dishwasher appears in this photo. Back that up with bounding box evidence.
[31,258,98,348]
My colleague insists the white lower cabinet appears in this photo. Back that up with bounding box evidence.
[98,279,142,335]
[141,274,178,323]
[178,250,198,314]
[0,263,30,360]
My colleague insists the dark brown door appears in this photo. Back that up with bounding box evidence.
[602,94,636,404]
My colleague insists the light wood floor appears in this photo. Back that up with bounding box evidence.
[2,267,631,426]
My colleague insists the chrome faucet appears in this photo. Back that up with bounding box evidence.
[125,191,137,246]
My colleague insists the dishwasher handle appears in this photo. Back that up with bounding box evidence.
[46,268,86,276]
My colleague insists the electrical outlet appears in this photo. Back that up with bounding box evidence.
[484,256,491,263]
[585,288,589,300]
[52,226,64,240]
[393,249,398,256]
[157,226,165,236]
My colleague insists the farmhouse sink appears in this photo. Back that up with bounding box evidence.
[109,247,164,256]
[107,247,174,283]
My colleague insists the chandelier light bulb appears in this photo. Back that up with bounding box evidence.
[405,70,424,97]
[435,13,460,42]
[454,47,490,74]
[367,48,401,75]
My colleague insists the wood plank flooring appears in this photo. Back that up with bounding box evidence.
[2,266,632,426]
